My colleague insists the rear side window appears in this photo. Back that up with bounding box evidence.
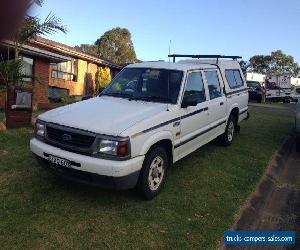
[184,72,206,104]
[225,70,244,89]
[204,71,222,99]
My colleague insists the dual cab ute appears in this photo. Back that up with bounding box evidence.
[30,55,249,199]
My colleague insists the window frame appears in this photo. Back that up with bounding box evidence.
[103,67,185,104]
[19,55,34,82]
[225,69,244,89]
[48,86,69,103]
[180,70,209,106]
[51,59,78,82]
[178,69,209,107]
[203,69,223,100]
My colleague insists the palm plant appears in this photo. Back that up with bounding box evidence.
[0,59,25,90]
[14,1,67,59]
[0,0,66,87]
[0,0,66,124]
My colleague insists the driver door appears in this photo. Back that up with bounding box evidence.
[177,71,210,159]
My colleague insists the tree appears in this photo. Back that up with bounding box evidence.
[74,44,98,56]
[269,50,299,76]
[239,60,251,74]
[249,55,272,74]
[1,1,66,84]
[0,0,66,108]
[14,2,66,59]
[95,28,137,64]
[249,51,299,76]
[95,67,111,94]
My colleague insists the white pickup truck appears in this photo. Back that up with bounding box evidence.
[30,55,249,199]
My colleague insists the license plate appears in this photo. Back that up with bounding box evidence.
[48,154,71,168]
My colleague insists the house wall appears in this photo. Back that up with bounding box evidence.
[49,60,104,97]
[246,72,267,85]
[86,62,98,95]
[0,91,5,109]
[49,59,91,96]
[33,58,50,108]
[0,58,116,110]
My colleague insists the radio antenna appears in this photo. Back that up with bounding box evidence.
[166,71,170,111]
[168,40,172,63]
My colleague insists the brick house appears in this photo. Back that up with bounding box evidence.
[0,37,122,109]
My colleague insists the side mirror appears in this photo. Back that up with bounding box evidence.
[181,95,198,108]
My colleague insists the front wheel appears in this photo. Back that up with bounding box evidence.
[220,115,236,146]
[137,146,168,200]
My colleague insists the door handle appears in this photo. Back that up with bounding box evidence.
[220,102,224,106]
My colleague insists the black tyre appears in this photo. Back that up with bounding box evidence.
[220,115,236,146]
[137,146,168,200]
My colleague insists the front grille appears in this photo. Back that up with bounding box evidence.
[46,125,96,149]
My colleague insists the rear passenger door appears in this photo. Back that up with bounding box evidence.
[203,70,227,135]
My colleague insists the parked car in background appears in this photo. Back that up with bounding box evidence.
[30,55,249,199]
[265,75,292,103]
[296,102,300,152]
[246,80,265,103]
[291,86,300,102]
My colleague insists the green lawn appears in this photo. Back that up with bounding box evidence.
[0,110,293,249]
[249,102,294,110]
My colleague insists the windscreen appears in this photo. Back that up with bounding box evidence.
[101,68,183,104]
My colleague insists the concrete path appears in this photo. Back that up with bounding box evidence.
[221,133,300,250]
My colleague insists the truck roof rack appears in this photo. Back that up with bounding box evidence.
[168,54,242,63]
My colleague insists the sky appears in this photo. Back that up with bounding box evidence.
[32,0,300,63]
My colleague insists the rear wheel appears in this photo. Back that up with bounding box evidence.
[220,115,236,146]
[137,146,168,200]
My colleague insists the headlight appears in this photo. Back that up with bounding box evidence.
[97,138,130,159]
[35,120,45,138]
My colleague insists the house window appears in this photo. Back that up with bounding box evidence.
[20,56,33,82]
[52,60,77,81]
[48,87,69,103]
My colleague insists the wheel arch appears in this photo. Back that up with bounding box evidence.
[228,106,240,125]
[140,132,174,166]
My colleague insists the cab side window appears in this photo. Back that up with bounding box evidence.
[225,69,244,89]
[204,71,222,99]
[184,72,206,104]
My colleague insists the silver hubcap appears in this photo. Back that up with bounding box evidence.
[228,121,234,142]
[148,156,165,191]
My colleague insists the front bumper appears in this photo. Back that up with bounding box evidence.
[30,138,145,189]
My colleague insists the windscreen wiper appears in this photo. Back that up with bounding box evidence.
[130,96,172,103]
[100,92,133,99]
